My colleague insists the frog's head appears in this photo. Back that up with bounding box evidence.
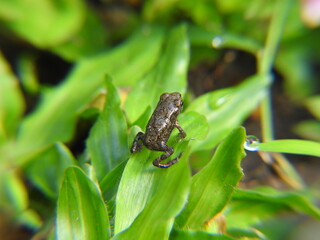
[160,92,183,113]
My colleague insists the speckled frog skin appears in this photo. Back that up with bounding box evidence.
[131,92,186,168]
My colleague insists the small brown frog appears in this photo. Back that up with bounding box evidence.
[131,92,186,168]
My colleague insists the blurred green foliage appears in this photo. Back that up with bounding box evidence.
[1,0,320,239]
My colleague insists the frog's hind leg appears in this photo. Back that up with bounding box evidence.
[131,132,144,153]
[152,144,181,168]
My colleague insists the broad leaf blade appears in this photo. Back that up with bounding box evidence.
[294,120,320,141]
[0,52,25,143]
[187,75,270,152]
[0,0,85,47]
[57,166,110,240]
[170,229,236,240]
[114,150,190,240]
[114,142,190,236]
[305,95,320,119]
[24,143,76,198]
[232,188,320,220]
[0,171,28,213]
[87,77,129,181]
[179,112,209,140]
[124,24,189,123]
[17,54,39,94]
[0,171,42,229]
[100,160,127,201]
[51,8,108,60]
[226,228,266,240]
[176,127,246,229]
[225,187,320,233]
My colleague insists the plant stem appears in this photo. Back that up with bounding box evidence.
[257,0,305,189]
[258,0,293,142]
[261,93,274,142]
[258,0,293,75]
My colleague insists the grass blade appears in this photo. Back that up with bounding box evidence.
[257,139,320,157]
[170,229,236,240]
[87,77,129,181]
[57,166,110,240]
[0,52,25,143]
[176,127,246,229]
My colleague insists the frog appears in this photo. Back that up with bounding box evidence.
[130,92,186,168]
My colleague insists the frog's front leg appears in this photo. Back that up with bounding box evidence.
[175,120,186,138]
[152,142,181,168]
[131,132,144,153]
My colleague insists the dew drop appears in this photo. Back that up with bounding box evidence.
[210,96,228,109]
[216,96,227,106]
[208,89,231,109]
[212,36,223,48]
[244,135,260,151]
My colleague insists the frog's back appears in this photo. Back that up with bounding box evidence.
[143,108,176,149]
[142,92,182,150]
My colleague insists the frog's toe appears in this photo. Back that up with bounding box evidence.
[131,143,142,153]
[178,132,187,139]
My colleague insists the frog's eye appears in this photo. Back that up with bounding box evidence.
[174,99,182,107]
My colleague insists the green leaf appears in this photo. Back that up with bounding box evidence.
[211,33,262,55]
[0,170,43,230]
[100,160,127,202]
[0,171,28,213]
[305,95,320,119]
[16,209,42,230]
[257,139,320,157]
[293,120,320,141]
[176,127,246,230]
[187,24,218,48]
[276,46,314,100]
[113,111,206,238]
[179,112,209,140]
[0,0,85,47]
[254,217,297,240]
[24,143,76,198]
[226,228,266,240]
[51,8,108,61]
[188,25,262,55]
[113,147,190,239]
[130,106,152,129]
[15,26,164,162]
[87,77,129,181]
[124,24,189,123]
[170,229,236,240]
[142,0,179,21]
[187,74,270,152]
[0,52,25,143]
[111,26,165,87]
[17,54,39,94]
[57,166,111,240]
[226,187,320,230]
[178,0,222,31]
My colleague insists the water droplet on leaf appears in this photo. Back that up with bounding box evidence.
[212,36,223,48]
[208,89,232,110]
[216,96,227,106]
[244,135,260,151]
